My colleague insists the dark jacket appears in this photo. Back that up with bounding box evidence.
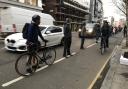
[27,23,45,44]
[101,25,110,37]
[63,23,72,38]
[94,24,101,35]
[80,26,86,37]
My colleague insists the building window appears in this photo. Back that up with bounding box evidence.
[18,0,38,6]
[38,0,42,7]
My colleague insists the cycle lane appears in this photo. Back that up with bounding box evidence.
[0,37,118,89]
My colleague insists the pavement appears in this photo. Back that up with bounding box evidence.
[100,37,128,89]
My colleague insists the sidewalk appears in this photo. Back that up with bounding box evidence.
[100,38,128,89]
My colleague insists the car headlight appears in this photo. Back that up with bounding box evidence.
[88,29,93,33]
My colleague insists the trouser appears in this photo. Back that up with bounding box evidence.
[80,37,85,49]
[101,36,109,48]
[27,41,41,53]
[63,37,72,56]
[124,31,127,37]
[96,33,100,41]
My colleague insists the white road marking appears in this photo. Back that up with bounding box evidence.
[87,46,118,89]
[2,52,76,87]
[86,43,96,48]
[1,42,95,87]
[2,77,24,87]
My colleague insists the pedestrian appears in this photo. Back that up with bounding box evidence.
[63,18,72,57]
[94,20,101,43]
[80,22,86,49]
[78,25,82,38]
[123,25,127,37]
[112,27,116,36]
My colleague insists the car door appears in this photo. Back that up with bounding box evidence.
[45,26,63,46]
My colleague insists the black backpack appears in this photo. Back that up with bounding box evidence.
[22,23,30,39]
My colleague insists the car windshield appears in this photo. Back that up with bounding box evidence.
[39,27,46,32]
[86,24,95,28]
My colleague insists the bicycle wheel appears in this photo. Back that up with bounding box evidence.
[15,53,39,76]
[44,47,56,65]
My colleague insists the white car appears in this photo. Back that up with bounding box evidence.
[4,25,64,51]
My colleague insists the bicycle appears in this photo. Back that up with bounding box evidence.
[100,36,107,55]
[15,42,56,76]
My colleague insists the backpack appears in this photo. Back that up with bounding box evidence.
[22,23,30,39]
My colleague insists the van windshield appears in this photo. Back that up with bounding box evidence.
[86,24,95,28]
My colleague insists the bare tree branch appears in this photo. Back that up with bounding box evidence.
[112,0,126,16]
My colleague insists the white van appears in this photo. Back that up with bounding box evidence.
[0,6,55,37]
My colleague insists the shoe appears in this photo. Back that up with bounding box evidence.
[26,68,32,73]
[69,54,73,56]
[80,47,85,49]
[63,55,67,58]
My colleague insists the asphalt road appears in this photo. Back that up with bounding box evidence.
[0,32,123,89]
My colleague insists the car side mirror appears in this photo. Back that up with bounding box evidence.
[45,31,51,34]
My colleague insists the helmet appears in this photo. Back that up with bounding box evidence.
[32,15,40,22]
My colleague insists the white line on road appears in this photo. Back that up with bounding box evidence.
[86,43,96,48]
[2,52,76,87]
[87,46,118,89]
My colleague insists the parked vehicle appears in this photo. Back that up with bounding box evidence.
[4,25,64,51]
[0,6,55,37]
[85,23,96,37]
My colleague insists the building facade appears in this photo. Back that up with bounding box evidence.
[42,0,90,31]
[0,0,90,31]
[89,0,103,22]
[0,0,44,11]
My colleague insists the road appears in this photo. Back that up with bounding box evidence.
[0,32,123,89]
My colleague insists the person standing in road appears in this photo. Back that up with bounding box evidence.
[123,25,127,37]
[94,20,101,43]
[80,22,86,49]
[63,18,72,57]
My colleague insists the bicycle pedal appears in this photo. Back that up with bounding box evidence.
[39,60,44,64]
[26,68,32,73]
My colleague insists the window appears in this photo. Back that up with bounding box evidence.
[18,0,38,6]
[47,26,62,33]
[38,0,42,7]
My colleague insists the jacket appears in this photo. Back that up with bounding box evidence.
[80,26,86,37]
[63,23,72,38]
[101,25,110,37]
[27,23,45,44]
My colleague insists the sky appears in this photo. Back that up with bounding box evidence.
[102,0,122,21]
[75,0,125,21]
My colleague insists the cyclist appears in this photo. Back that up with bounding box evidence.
[27,15,48,52]
[94,20,101,43]
[100,20,110,48]
[26,15,48,73]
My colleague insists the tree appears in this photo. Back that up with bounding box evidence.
[112,0,128,46]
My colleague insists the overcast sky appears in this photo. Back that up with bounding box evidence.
[102,0,126,21]
[75,0,125,21]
